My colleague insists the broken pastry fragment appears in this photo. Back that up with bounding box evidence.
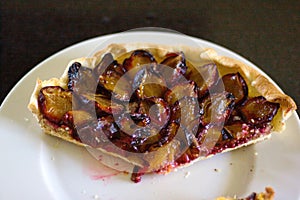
[216,187,275,200]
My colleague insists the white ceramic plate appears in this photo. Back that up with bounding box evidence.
[1,31,299,200]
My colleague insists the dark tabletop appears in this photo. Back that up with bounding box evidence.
[1,1,299,114]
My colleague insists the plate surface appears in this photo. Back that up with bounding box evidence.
[1,31,299,200]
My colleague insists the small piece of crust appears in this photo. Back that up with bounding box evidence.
[216,187,275,200]
[28,43,297,171]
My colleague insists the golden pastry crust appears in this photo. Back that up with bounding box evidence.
[28,43,296,172]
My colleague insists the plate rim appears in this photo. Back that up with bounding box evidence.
[1,31,299,199]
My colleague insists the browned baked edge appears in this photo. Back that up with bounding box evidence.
[28,43,297,171]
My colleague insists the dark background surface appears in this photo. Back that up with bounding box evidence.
[1,1,299,114]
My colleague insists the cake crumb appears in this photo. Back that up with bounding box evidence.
[214,168,220,172]
[184,171,191,178]
[254,152,258,156]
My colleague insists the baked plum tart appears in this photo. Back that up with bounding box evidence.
[28,43,296,183]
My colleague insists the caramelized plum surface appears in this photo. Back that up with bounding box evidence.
[94,53,125,77]
[159,52,187,86]
[76,115,119,148]
[221,72,248,104]
[68,62,97,93]
[123,50,156,72]
[186,63,219,98]
[38,86,72,123]
[134,67,167,99]
[200,92,235,126]
[80,93,124,115]
[99,68,132,101]
[62,110,93,128]
[239,96,279,125]
[164,81,197,105]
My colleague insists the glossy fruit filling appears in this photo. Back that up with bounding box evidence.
[38,49,279,182]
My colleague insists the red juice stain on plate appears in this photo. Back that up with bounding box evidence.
[82,154,121,181]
